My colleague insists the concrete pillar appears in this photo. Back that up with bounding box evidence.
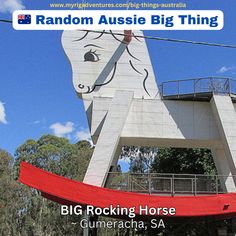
[104,145,122,188]
[83,90,133,187]
[82,91,133,236]
[211,148,236,192]
[211,95,236,187]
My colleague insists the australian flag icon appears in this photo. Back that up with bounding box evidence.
[18,14,31,24]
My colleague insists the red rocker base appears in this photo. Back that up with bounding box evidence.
[19,161,236,220]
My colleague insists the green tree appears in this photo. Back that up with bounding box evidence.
[120,146,157,173]
[0,149,13,235]
[0,139,221,235]
[10,135,93,236]
[14,135,92,180]
[120,146,216,175]
[151,147,217,175]
[0,149,30,235]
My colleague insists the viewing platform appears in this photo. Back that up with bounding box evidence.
[159,77,236,102]
[107,172,235,196]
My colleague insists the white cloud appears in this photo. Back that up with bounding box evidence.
[0,0,25,13]
[49,123,93,144]
[50,122,74,138]
[75,128,93,144]
[0,101,7,124]
[217,66,235,74]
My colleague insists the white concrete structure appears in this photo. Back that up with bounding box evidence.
[62,30,236,192]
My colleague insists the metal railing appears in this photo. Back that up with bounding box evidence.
[159,77,236,98]
[106,172,236,196]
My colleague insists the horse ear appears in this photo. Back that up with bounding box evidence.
[123,30,132,43]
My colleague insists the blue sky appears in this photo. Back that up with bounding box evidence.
[0,0,236,159]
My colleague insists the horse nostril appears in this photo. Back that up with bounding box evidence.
[78,84,85,89]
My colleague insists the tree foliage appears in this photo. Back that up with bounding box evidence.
[14,135,92,180]
[151,147,217,175]
[120,146,158,173]
[0,135,93,236]
[121,146,217,175]
[0,137,224,236]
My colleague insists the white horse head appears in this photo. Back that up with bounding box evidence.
[62,30,159,100]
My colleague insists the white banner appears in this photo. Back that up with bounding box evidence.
[13,10,224,30]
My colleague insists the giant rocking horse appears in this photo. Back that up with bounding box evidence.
[19,30,236,230]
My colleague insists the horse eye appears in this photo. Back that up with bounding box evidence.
[84,49,100,62]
